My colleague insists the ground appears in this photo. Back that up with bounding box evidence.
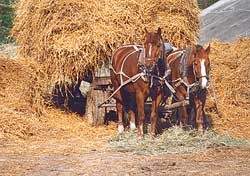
[1,138,250,175]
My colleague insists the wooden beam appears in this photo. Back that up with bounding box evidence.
[164,100,189,110]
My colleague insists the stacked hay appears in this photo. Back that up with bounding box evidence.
[0,55,44,139]
[0,54,116,140]
[206,38,250,139]
[11,0,200,87]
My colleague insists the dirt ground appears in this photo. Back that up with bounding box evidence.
[0,138,250,176]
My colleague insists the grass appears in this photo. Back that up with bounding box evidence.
[108,126,250,154]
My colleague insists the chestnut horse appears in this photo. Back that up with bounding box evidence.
[110,28,165,136]
[164,44,210,131]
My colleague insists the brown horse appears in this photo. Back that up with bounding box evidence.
[110,28,165,136]
[164,44,211,131]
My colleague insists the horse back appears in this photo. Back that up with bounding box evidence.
[112,45,142,73]
[165,49,183,65]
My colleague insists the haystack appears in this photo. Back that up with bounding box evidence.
[0,55,42,139]
[0,55,116,140]
[206,38,250,139]
[11,0,200,87]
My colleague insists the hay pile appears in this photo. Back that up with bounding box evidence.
[12,0,200,86]
[0,55,42,139]
[0,55,116,141]
[109,127,249,154]
[207,38,250,139]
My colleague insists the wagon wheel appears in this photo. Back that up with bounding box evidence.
[85,86,110,126]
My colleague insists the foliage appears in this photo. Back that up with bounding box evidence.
[0,0,14,43]
[197,0,220,9]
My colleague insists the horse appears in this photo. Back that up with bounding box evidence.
[110,27,165,136]
[164,44,211,131]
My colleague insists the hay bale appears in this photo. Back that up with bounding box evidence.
[206,38,250,139]
[11,0,200,86]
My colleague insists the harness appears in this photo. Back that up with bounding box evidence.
[109,45,149,84]
[99,41,172,107]
[167,48,201,101]
[99,45,150,107]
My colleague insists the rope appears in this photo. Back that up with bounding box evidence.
[207,74,221,117]
[98,72,145,108]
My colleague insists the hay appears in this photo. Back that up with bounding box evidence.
[0,55,116,141]
[11,0,200,87]
[206,38,250,139]
[109,127,250,154]
[0,55,42,139]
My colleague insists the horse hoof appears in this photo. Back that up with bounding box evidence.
[137,133,144,139]
[197,128,204,134]
[137,130,144,137]
[118,125,124,133]
[150,132,156,137]
[130,122,136,131]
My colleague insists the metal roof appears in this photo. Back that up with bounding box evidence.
[199,0,250,44]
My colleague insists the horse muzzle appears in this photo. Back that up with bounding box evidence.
[199,76,209,89]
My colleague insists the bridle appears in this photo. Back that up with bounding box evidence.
[192,58,210,89]
[139,36,165,78]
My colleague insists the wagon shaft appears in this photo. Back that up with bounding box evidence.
[164,100,189,111]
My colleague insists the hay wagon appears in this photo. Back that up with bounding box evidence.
[84,60,190,127]
[10,0,202,127]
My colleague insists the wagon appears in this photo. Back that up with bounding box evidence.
[84,59,191,127]
[85,60,116,126]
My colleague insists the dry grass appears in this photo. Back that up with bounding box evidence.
[0,55,41,139]
[109,127,250,154]
[11,0,200,88]
[206,38,250,139]
[0,55,116,144]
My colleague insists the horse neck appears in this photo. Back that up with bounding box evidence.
[157,58,166,77]
[168,50,196,84]
[181,47,196,83]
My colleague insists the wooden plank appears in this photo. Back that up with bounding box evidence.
[164,100,189,110]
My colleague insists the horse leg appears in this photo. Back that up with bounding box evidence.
[113,90,124,133]
[150,92,162,136]
[136,91,145,136]
[175,89,189,127]
[194,97,203,132]
[179,106,189,128]
[128,109,136,130]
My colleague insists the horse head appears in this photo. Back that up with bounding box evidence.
[191,44,211,89]
[142,27,164,73]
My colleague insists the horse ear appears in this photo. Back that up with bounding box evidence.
[157,27,161,35]
[205,44,211,54]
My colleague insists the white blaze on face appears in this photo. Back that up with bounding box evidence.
[148,43,152,58]
[200,59,208,89]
